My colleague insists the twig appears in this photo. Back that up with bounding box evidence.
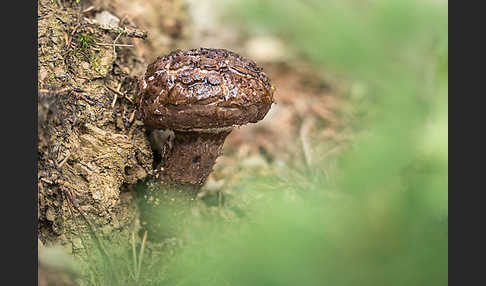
[67,83,105,106]
[58,150,71,168]
[128,110,136,123]
[39,85,104,107]
[39,87,71,95]
[82,6,96,13]
[111,82,122,108]
[71,90,103,106]
[66,23,81,50]
[108,86,121,107]
[106,85,124,97]
[125,96,135,104]
[103,26,147,39]
[112,32,123,58]
[111,94,118,108]
[84,18,148,39]
[94,42,134,47]
[107,84,135,105]
[40,178,53,184]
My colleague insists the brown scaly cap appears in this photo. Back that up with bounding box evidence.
[138,48,275,131]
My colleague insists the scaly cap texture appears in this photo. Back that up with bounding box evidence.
[139,48,274,131]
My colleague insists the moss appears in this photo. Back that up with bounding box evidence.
[79,34,94,51]
[90,52,105,77]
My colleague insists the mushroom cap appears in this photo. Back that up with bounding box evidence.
[138,48,275,131]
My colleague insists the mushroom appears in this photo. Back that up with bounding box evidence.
[138,48,275,193]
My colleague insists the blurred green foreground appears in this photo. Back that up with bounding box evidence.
[85,0,448,285]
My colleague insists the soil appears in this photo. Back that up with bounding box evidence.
[38,0,155,252]
[37,0,352,283]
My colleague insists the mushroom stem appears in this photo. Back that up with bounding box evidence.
[159,129,232,192]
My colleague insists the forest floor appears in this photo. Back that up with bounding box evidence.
[37,0,354,285]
